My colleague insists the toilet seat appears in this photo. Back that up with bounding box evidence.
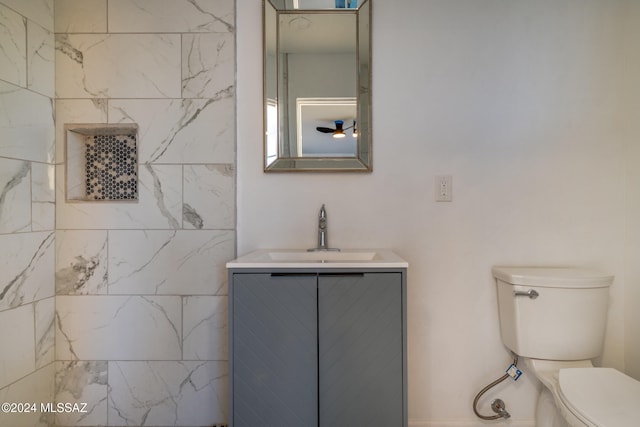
[558,368,640,427]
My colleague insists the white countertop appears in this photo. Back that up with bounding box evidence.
[226,249,408,269]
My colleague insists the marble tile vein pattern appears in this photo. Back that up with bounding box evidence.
[1,0,53,32]
[56,164,182,229]
[182,32,234,98]
[0,3,27,86]
[35,297,55,368]
[55,361,108,426]
[0,364,55,427]
[55,33,181,98]
[31,163,55,232]
[109,97,235,164]
[0,81,55,163]
[27,19,55,97]
[108,0,235,33]
[108,229,234,295]
[144,164,179,228]
[0,231,55,311]
[183,296,228,360]
[0,158,31,234]
[0,303,35,388]
[56,230,108,295]
[107,361,228,426]
[55,295,182,360]
[183,164,234,229]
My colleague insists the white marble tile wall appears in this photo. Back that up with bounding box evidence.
[52,0,236,425]
[0,231,55,311]
[56,230,108,295]
[108,230,233,295]
[0,304,35,388]
[0,0,56,422]
[0,4,26,86]
[184,164,235,229]
[0,81,56,164]
[107,361,228,426]
[54,0,107,33]
[55,361,108,426]
[56,33,182,98]
[0,0,52,31]
[183,32,235,98]
[183,296,228,361]
[109,98,235,164]
[0,158,31,234]
[56,295,183,361]
[31,163,55,231]
[56,164,183,229]
[27,19,55,97]
[0,364,55,427]
[108,0,234,33]
[35,297,55,369]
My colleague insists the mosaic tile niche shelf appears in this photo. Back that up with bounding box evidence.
[66,124,139,202]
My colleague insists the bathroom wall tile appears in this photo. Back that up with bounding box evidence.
[55,361,108,426]
[56,164,182,229]
[1,0,53,32]
[56,296,182,360]
[108,0,234,33]
[108,230,234,295]
[31,163,55,232]
[0,364,55,427]
[54,0,107,34]
[27,21,55,98]
[183,164,235,229]
[56,230,108,295]
[0,158,31,234]
[56,34,181,99]
[109,97,235,164]
[0,4,26,87]
[183,296,228,361]
[55,99,108,164]
[108,361,228,426]
[0,232,55,311]
[0,81,55,163]
[35,297,55,368]
[0,304,35,388]
[182,32,235,99]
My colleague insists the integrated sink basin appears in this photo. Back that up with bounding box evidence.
[267,250,378,262]
[226,249,408,269]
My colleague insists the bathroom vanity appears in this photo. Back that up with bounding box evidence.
[227,249,408,427]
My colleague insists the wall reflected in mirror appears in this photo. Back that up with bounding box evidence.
[264,0,372,172]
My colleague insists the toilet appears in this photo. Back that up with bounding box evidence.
[492,267,640,427]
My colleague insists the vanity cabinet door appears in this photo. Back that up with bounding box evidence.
[232,273,318,427]
[318,273,403,427]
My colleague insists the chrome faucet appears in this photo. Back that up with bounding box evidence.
[308,204,340,252]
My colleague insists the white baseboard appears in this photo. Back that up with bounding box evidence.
[409,419,535,427]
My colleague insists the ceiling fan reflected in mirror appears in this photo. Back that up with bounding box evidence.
[316,120,357,139]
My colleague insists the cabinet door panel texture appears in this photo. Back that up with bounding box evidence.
[232,274,318,427]
[318,273,403,427]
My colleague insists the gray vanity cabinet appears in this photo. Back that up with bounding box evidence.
[228,270,407,427]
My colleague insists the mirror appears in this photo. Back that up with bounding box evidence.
[264,0,372,172]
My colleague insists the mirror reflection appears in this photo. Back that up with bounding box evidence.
[264,0,372,172]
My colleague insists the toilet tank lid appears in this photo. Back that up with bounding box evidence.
[492,267,613,288]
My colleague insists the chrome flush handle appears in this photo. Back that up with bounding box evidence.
[514,289,539,299]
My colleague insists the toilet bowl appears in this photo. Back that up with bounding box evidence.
[492,267,640,427]
[525,359,640,427]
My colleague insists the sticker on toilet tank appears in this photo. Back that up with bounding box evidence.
[506,364,522,381]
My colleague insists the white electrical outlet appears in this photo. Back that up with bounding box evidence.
[435,175,452,202]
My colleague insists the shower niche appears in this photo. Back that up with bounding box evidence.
[65,124,139,202]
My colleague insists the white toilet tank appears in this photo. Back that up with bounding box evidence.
[492,267,613,360]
